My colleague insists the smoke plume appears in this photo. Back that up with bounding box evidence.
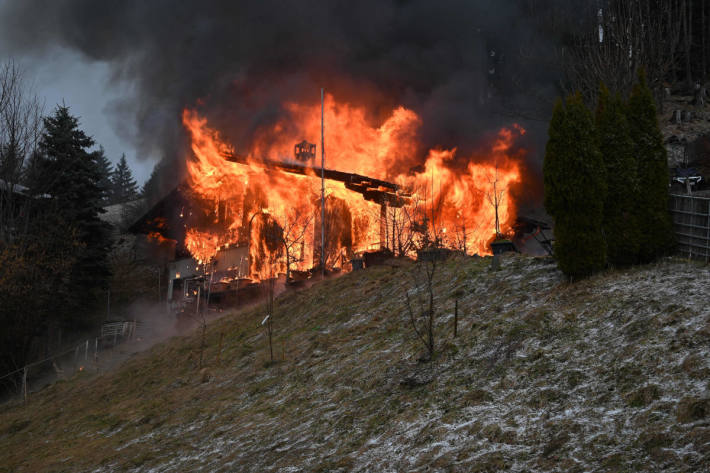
[0,0,575,204]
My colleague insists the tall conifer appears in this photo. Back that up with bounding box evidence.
[627,72,674,261]
[34,105,112,325]
[93,146,114,205]
[109,154,139,204]
[544,94,607,279]
[596,84,639,266]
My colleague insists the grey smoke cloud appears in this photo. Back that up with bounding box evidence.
[0,0,575,202]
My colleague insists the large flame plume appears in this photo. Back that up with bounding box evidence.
[182,94,523,281]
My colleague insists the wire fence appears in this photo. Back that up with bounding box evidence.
[669,193,710,262]
[0,321,139,404]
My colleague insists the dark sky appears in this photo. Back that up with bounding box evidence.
[0,0,571,189]
[9,47,154,183]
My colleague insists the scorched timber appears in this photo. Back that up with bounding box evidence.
[222,152,411,208]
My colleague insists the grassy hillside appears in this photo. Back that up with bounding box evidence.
[1,254,709,472]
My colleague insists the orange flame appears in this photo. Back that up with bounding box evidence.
[181,95,523,280]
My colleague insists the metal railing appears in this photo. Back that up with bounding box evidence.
[669,193,710,262]
[1,320,142,404]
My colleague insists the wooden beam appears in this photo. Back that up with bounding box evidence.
[222,152,410,208]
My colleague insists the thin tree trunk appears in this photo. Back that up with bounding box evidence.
[268,318,273,362]
[671,1,678,83]
[453,299,458,338]
[684,0,693,89]
[702,0,707,80]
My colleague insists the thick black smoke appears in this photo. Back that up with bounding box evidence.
[0,0,577,203]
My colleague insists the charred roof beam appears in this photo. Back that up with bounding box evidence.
[222,151,410,208]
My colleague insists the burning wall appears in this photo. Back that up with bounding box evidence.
[181,94,525,281]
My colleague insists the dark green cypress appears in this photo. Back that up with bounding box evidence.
[544,94,607,280]
[627,72,674,262]
[595,84,639,266]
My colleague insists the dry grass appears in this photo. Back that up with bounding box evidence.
[0,254,709,472]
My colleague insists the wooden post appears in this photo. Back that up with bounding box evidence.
[216,332,224,365]
[491,253,501,271]
[321,87,326,278]
[454,299,458,338]
[206,262,214,313]
[199,322,206,370]
[268,316,273,363]
[84,340,89,361]
[22,366,28,404]
[380,204,387,249]
[195,285,201,317]
[157,266,161,303]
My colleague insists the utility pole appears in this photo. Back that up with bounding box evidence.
[320,88,326,278]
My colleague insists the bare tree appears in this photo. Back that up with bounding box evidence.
[279,208,313,282]
[560,0,683,107]
[263,221,284,364]
[405,256,438,361]
[263,276,275,364]
[377,190,433,257]
[315,194,352,271]
[486,158,506,239]
[450,211,480,255]
[682,0,693,88]
[0,60,44,243]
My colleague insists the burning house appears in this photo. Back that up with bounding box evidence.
[129,96,529,312]
[0,0,575,315]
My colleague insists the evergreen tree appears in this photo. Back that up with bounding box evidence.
[109,154,139,204]
[544,94,607,280]
[22,149,44,192]
[33,105,112,326]
[141,158,173,206]
[141,161,161,201]
[595,84,640,266]
[627,72,674,262]
[93,146,114,205]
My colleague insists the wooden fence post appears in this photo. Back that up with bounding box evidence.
[454,299,458,338]
[22,366,28,404]
[74,345,80,371]
[216,332,224,365]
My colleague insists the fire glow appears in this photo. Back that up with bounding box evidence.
[182,95,523,281]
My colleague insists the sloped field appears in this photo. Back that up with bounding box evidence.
[1,254,709,472]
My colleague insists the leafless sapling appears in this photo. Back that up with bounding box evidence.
[405,255,439,361]
[279,208,313,282]
[181,277,208,369]
[486,157,506,239]
[263,220,284,364]
[0,60,43,243]
[559,0,682,109]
